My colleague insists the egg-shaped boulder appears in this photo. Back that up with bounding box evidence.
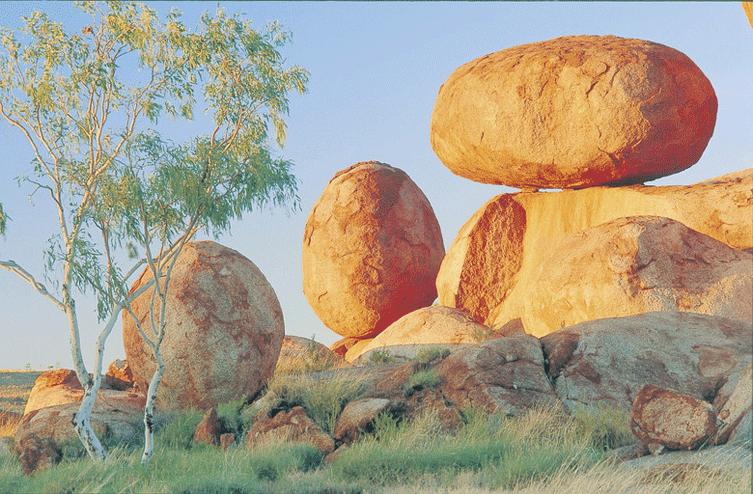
[430,35,718,189]
[123,241,284,410]
[302,162,445,338]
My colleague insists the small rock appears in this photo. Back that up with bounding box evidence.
[631,384,717,450]
[193,408,221,446]
[245,406,334,455]
[105,359,135,391]
[220,433,235,450]
[14,433,61,475]
[333,398,392,444]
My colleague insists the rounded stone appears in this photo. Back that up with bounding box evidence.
[123,241,284,410]
[430,35,718,189]
[302,161,445,338]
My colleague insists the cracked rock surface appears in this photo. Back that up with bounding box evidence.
[430,35,717,189]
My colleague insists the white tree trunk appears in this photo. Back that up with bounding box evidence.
[72,381,107,461]
[141,349,165,466]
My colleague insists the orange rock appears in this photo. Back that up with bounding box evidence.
[631,384,717,450]
[123,241,284,410]
[488,216,752,337]
[302,162,445,339]
[105,359,134,391]
[430,35,717,189]
[744,2,753,29]
[23,370,83,415]
[193,408,221,446]
[329,337,359,358]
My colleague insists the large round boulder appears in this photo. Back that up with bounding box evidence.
[430,35,717,189]
[302,161,445,338]
[123,241,284,410]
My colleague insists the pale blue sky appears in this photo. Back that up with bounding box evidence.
[0,2,751,370]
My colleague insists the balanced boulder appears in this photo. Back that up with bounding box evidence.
[430,35,717,189]
[488,216,752,337]
[123,241,284,410]
[302,162,444,338]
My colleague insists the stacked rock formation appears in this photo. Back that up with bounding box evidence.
[430,34,752,339]
[302,161,445,356]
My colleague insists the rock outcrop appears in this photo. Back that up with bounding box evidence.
[488,216,752,337]
[437,169,753,326]
[631,384,718,450]
[302,162,445,339]
[123,241,284,410]
[333,398,392,445]
[105,359,135,391]
[430,35,717,189]
[540,312,752,413]
[24,369,86,415]
[277,336,346,372]
[193,408,221,447]
[350,306,490,362]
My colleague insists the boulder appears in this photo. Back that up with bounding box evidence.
[302,162,445,339]
[277,336,346,372]
[432,335,562,416]
[438,169,753,326]
[713,362,752,446]
[105,359,134,391]
[344,338,374,363]
[631,384,718,450]
[540,312,753,413]
[14,433,61,475]
[245,406,334,455]
[430,35,717,189]
[620,444,751,478]
[193,408,221,446]
[15,391,146,447]
[123,241,284,410]
[349,306,489,362]
[24,369,86,415]
[333,398,392,444]
[488,216,752,337]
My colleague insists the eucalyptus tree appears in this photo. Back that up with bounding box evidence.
[0,1,307,463]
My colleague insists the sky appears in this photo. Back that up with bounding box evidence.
[0,2,751,370]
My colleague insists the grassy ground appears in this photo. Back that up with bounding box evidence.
[0,366,750,494]
[0,371,41,417]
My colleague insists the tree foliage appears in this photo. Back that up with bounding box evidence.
[0,1,308,462]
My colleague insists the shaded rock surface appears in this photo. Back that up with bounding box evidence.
[123,241,284,410]
[245,406,334,455]
[540,311,753,413]
[437,169,753,326]
[430,35,717,189]
[302,161,445,339]
[333,398,392,444]
[14,433,61,475]
[713,362,752,446]
[105,359,134,391]
[631,384,718,450]
[193,408,221,447]
[489,216,752,337]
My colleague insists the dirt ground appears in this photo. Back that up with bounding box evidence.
[0,370,42,416]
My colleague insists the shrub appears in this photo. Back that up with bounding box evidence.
[366,349,395,366]
[403,369,442,397]
[412,347,450,368]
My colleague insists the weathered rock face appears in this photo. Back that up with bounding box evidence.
[14,433,61,475]
[350,306,489,362]
[433,335,562,416]
[302,162,445,339]
[105,359,134,391]
[15,391,146,447]
[430,35,717,189]
[333,398,392,445]
[437,169,753,326]
[489,216,752,337]
[631,384,718,451]
[540,312,753,413]
[123,241,284,410]
[245,406,334,455]
[713,362,752,446]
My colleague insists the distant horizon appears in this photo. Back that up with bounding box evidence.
[1,2,751,370]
